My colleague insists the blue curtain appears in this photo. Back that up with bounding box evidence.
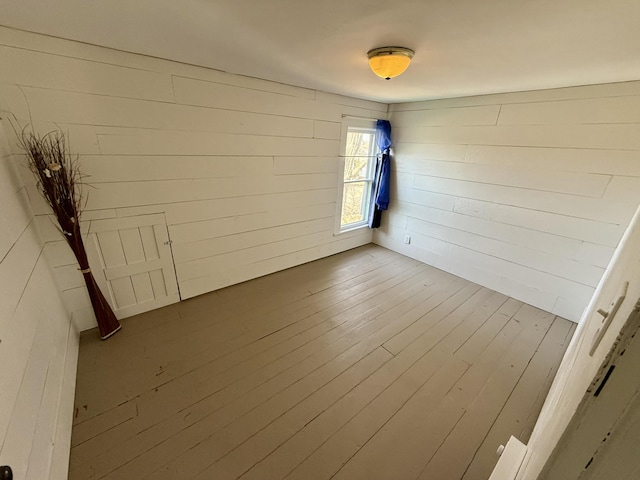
[369,120,392,228]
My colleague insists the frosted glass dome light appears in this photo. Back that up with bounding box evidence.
[367,47,414,80]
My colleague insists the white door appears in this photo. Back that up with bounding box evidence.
[86,213,180,319]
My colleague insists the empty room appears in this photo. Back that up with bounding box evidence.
[1,1,640,479]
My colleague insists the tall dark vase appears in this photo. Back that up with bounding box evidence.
[81,270,121,339]
[67,224,121,340]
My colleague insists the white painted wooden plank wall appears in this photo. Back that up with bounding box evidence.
[0,26,384,329]
[0,121,78,479]
[379,82,640,322]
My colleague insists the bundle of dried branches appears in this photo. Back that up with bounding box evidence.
[17,126,120,339]
[19,128,83,237]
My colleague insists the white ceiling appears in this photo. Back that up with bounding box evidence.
[1,0,639,103]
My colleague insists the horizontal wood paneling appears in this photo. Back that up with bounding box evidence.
[0,123,78,480]
[391,203,582,259]
[390,81,640,112]
[26,174,338,213]
[389,104,501,127]
[95,130,339,156]
[172,216,332,264]
[163,189,337,226]
[395,124,640,150]
[0,44,175,102]
[172,76,382,122]
[77,155,274,182]
[452,198,623,248]
[0,27,318,100]
[382,82,640,322]
[497,95,640,126]
[395,172,628,225]
[405,217,604,287]
[20,87,315,138]
[465,145,640,176]
[395,158,610,197]
[313,121,341,140]
[0,27,384,328]
[169,204,335,244]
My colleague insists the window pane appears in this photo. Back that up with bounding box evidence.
[344,156,373,181]
[338,126,376,232]
[346,131,375,157]
[341,181,369,226]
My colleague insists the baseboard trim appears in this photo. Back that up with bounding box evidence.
[49,319,80,480]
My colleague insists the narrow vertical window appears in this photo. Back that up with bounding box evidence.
[338,126,377,231]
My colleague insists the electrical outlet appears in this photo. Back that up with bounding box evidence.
[404,235,411,244]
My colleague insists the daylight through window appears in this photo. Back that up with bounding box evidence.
[339,127,377,230]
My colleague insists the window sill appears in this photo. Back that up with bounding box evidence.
[335,223,369,235]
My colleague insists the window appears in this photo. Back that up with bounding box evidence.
[336,123,378,232]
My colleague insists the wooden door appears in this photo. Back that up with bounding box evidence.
[86,214,180,319]
[537,296,640,479]
[508,205,640,480]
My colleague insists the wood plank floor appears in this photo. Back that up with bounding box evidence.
[69,245,575,480]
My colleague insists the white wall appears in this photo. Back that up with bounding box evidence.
[379,82,640,322]
[0,27,385,330]
[0,119,78,478]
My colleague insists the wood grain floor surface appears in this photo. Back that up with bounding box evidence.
[69,245,575,480]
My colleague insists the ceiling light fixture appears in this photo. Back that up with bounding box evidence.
[367,46,415,80]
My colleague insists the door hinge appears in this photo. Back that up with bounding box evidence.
[594,365,616,397]
[164,240,173,246]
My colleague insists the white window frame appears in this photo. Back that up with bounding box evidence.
[334,118,378,234]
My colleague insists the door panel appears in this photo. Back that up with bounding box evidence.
[86,214,180,319]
